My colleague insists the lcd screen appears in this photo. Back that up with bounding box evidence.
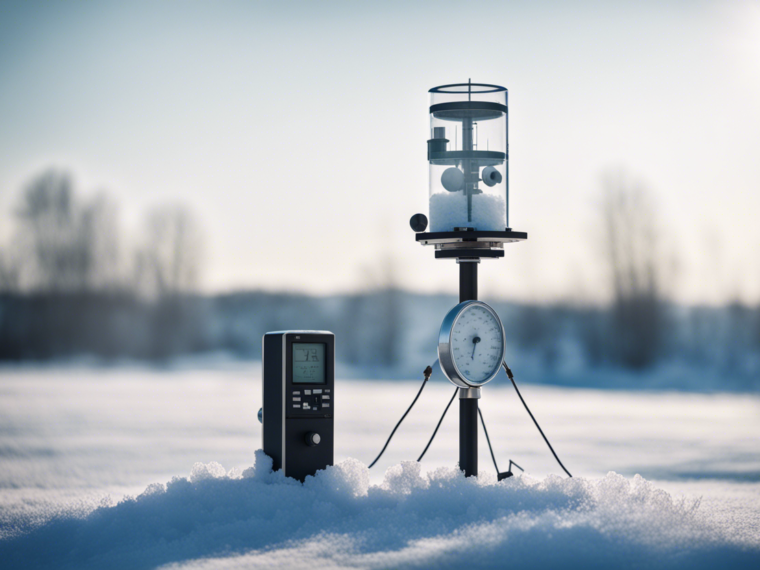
[292,343,326,384]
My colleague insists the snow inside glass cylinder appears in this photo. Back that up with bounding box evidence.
[427,83,508,232]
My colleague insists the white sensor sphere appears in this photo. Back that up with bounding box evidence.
[482,166,503,187]
[441,167,465,192]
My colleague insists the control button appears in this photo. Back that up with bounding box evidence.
[293,404,300,408]
[322,403,330,408]
[313,389,322,394]
[322,395,330,400]
[305,432,321,447]
[293,391,300,395]
[325,389,330,393]
[304,390,311,395]
[293,397,301,401]
[303,403,311,409]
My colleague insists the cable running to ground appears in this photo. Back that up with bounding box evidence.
[417,387,458,462]
[478,407,524,480]
[417,388,522,480]
[368,365,433,469]
[478,406,500,474]
[502,361,573,478]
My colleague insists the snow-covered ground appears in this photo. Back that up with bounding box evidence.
[0,365,758,569]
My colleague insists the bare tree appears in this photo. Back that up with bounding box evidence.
[602,170,659,302]
[340,255,402,368]
[14,169,119,292]
[370,256,402,367]
[79,193,121,291]
[134,205,203,298]
[599,169,668,369]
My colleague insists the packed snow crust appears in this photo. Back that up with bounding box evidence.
[429,192,506,232]
[0,451,757,570]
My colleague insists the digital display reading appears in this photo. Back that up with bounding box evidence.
[292,343,326,384]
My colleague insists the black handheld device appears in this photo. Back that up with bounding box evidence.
[260,331,334,482]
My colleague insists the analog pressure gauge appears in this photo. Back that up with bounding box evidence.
[438,300,506,388]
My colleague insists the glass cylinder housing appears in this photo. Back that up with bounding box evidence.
[428,83,508,232]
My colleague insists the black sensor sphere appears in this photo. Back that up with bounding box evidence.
[410,213,428,232]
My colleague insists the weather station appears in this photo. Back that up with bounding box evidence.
[419,82,525,477]
[373,81,570,481]
[261,81,571,482]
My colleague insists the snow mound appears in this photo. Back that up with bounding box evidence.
[429,191,506,232]
[0,451,757,570]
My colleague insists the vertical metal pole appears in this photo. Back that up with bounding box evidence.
[462,117,474,223]
[459,261,478,303]
[459,389,479,477]
[458,260,479,477]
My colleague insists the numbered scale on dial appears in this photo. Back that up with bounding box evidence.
[438,301,506,388]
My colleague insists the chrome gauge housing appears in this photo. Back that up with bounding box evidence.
[438,300,506,388]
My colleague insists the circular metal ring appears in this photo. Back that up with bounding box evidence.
[429,83,506,94]
[438,300,506,388]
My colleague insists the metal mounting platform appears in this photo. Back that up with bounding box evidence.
[416,229,528,246]
[435,249,504,260]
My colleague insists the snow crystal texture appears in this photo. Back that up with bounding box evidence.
[0,451,757,570]
[429,191,506,232]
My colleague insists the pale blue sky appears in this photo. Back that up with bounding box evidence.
[1,0,758,304]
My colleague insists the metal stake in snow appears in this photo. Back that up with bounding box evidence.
[411,81,528,478]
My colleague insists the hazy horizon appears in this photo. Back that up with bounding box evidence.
[1,0,758,305]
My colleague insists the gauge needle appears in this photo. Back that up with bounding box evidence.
[471,336,481,359]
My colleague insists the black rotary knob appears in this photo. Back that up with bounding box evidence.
[305,432,321,447]
[410,213,428,232]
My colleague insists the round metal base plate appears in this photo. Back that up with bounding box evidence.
[416,229,527,246]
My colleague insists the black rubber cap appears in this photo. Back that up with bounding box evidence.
[410,213,428,232]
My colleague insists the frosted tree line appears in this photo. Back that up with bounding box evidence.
[0,169,206,359]
[0,169,202,297]
[0,167,758,386]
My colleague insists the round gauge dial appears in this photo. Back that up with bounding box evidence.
[438,301,505,388]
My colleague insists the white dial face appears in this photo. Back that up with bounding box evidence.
[451,305,504,384]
